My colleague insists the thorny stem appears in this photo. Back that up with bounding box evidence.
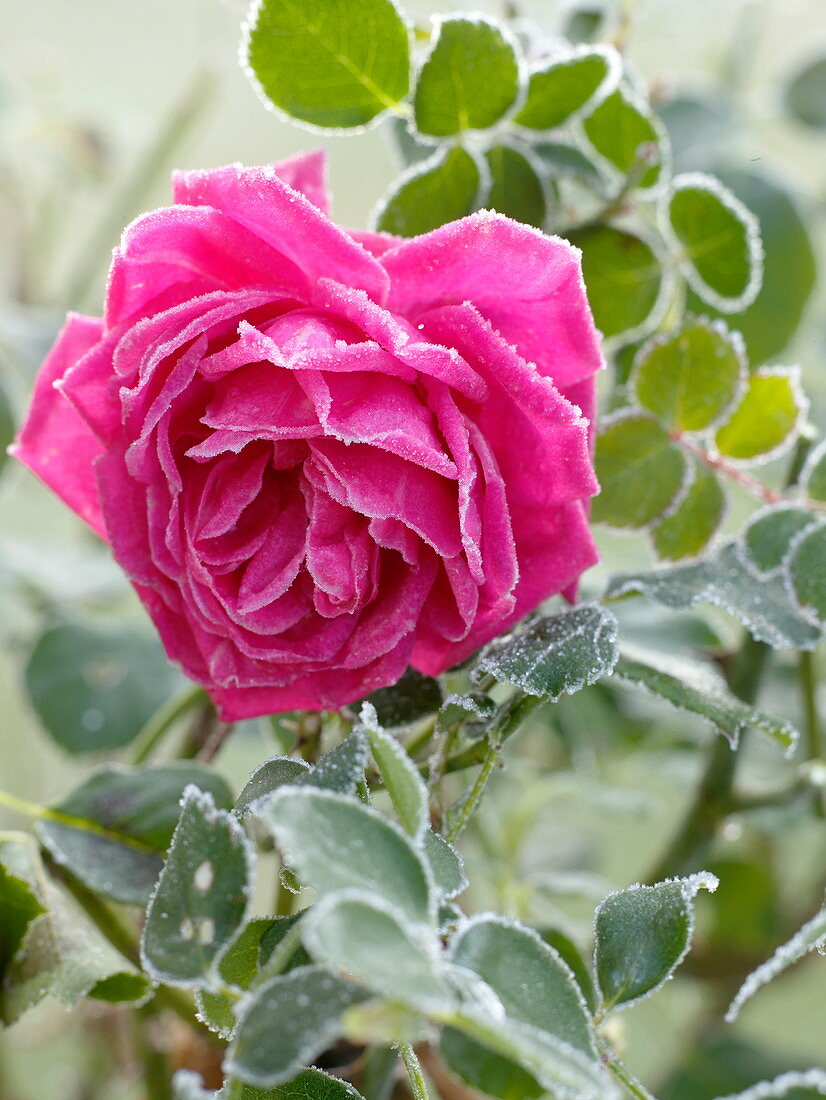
[177,698,233,763]
[648,633,770,881]
[445,737,501,844]
[676,435,784,505]
[799,650,826,818]
[396,1043,430,1100]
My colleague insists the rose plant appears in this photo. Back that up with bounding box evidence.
[0,2,824,1100]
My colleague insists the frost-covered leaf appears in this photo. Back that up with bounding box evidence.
[437,691,497,738]
[243,0,410,129]
[234,758,310,820]
[24,622,181,754]
[441,1028,543,1100]
[784,56,826,129]
[651,464,726,562]
[450,916,595,1055]
[0,833,148,1025]
[787,521,826,625]
[594,874,718,1014]
[301,891,452,1011]
[413,15,520,137]
[614,646,798,754]
[260,788,432,922]
[446,916,615,1100]
[714,368,805,463]
[197,919,282,1039]
[296,729,369,795]
[227,966,370,1088]
[141,787,253,987]
[606,542,823,650]
[592,414,687,528]
[36,764,233,907]
[665,173,763,312]
[424,830,467,902]
[694,169,817,366]
[568,226,665,340]
[801,439,826,503]
[631,318,746,433]
[223,1069,367,1099]
[742,506,818,577]
[714,1069,826,1099]
[360,703,427,839]
[514,47,619,130]
[582,86,667,192]
[361,666,443,727]
[725,906,825,1023]
[374,146,481,236]
[473,605,618,699]
[484,145,547,228]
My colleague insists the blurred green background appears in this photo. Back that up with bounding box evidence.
[0,1,824,1097]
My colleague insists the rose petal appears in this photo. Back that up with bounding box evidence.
[13,314,108,539]
[382,211,604,390]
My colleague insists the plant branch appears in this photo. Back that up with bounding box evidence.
[129,683,208,765]
[798,650,826,818]
[396,1043,430,1100]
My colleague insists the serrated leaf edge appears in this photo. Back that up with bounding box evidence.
[712,365,808,468]
[369,143,490,233]
[512,43,622,134]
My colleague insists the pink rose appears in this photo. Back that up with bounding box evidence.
[14,153,602,719]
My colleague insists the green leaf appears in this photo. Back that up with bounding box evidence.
[260,787,433,922]
[220,1069,367,1100]
[0,842,46,977]
[613,645,799,754]
[24,621,181,754]
[473,605,618,700]
[592,413,687,528]
[564,5,606,44]
[446,916,614,1099]
[742,506,817,576]
[227,966,370,1088]
[651,464,726,562]
[801,440,826,503]
[726,907,826,1023]
[631,318,746,433]
[299,730,369,795]
[594,873,718,1014]
[714,368,804,462]
[606,542,823,651]
[386,116,434,169]
[423,830,467,902]
[692,170,817,366]
[141,787,253,987]
[413,15,520,137]
[302,892,452,1011]
[440,1028,543,1100]
[360,666,443,727]
[582,87,667,192]
[665,173,763,312]
[0,832,148,1025]
[374,146,481,236]
[234,758,310,820]
[784,56,826,129]
[515,47,618,130]
[36,763,233,906]
[197,919,280,1039]
[568,226,665,340]
[484,145,547,228]
[243,0,410,129]
[532,141,602,186]
[787,522,826,625]
[450,916,595,1056]
[361,704,428,839]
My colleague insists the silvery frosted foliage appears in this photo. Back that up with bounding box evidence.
[0,1,824,1099]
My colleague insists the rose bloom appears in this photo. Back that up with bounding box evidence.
[14,153,602,719]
